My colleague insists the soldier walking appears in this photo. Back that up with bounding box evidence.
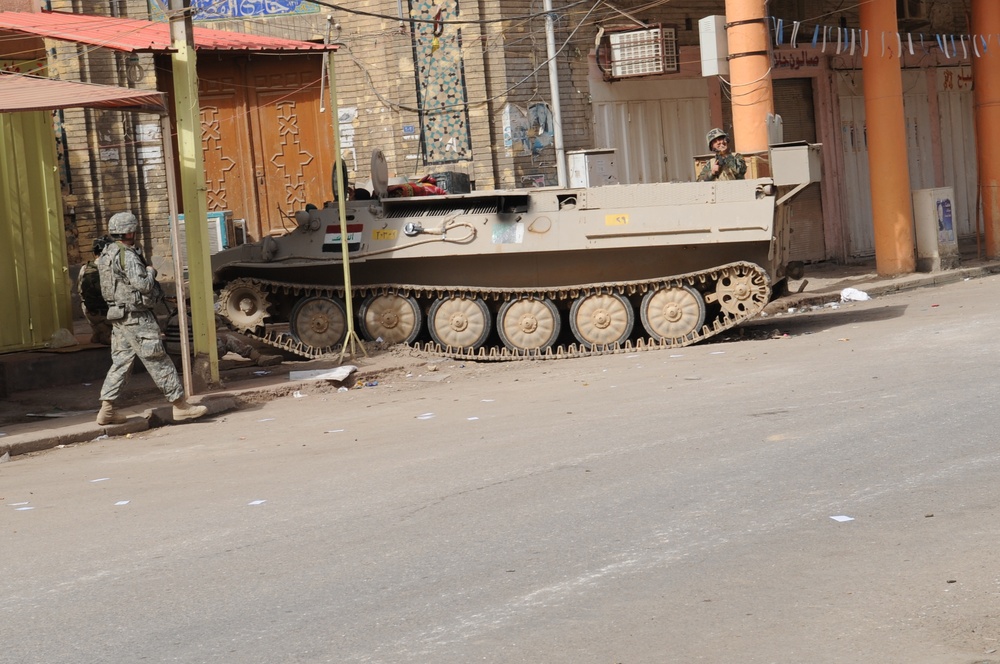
[95,212,207,426]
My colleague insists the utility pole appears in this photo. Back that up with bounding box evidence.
[168,0,219,386]
[544,0,567,187]
[724,0,775,153]
[860,0,915,275]
[325,21,366,361]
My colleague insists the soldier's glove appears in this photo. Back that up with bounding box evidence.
[147,266,158,279]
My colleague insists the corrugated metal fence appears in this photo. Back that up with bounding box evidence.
[0,110,72,353]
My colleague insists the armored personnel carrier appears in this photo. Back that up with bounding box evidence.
[212,144,820,360]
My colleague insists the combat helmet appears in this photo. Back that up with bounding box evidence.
[706,128,729,151]
[108,211,138,236]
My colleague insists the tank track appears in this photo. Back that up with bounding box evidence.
[219,261,770,362]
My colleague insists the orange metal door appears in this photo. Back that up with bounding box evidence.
[249,59,334,237]
[195,56,331,242]
[196,60,260,240]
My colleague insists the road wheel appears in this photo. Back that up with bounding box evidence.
[290,296,347,349]
[569,292,633,348]
[359,293,423,345]
[640,285,705,341]
[497,297,561,352]
[427,295,491,351]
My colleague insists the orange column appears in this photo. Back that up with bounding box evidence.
[724,0,774,153]
[972,0,1000,258]
[860,0,915,275]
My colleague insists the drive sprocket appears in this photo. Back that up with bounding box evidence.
[712,265,769,317]
[217,277,271,331]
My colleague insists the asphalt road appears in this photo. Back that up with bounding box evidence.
[3,275,1000,664]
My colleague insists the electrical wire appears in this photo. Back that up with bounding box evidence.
[325,0,604,116]
[303,0,598,27]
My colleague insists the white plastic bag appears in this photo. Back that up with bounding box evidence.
[840,287,871,302]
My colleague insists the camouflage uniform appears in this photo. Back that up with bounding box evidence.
[697,152,748,181]
[164,313,283,367]
[98,241,184,403]
[77,260,113,345]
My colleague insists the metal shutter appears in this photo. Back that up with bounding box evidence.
[774,78,826,262]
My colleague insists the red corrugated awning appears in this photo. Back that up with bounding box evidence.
[0,72,167,113]
[0,10,337,53]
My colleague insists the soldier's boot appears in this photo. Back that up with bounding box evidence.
[171,398,208,422]
[250,349,283,367]
[96,400,127,426]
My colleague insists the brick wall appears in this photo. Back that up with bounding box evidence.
[44,0,967,269]
[196,1,548,191]
[48,0,169,266]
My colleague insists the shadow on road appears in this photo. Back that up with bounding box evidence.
[716,303,909,343]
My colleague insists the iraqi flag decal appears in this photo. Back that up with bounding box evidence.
[322,224,363,253]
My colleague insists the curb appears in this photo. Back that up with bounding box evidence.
[0,396,238,460]
[0,361,388,461]
[764,264,1000,314]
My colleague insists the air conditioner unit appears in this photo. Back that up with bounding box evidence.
[174,211,234,268]
[206,211,234,252]
[604,25,678,79]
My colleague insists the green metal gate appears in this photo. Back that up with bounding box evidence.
[0,110,72,353]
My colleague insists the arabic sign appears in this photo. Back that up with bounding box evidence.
[147,0,318,20]
[772,50,821,71]
[940,68,973,92]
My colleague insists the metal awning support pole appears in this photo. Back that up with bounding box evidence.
[724,0,775,153]
[972,0,1000,258]
[168,0,219,386]
[859,0,915,276]
[326,41,367,362]
[544,0,567,187]
[161,112,193,397]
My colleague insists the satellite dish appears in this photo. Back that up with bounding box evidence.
[371,149,389,199]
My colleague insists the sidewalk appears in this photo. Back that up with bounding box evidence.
[0,344,429,460]
[3,256,1000,461]
[764,253,1000,313]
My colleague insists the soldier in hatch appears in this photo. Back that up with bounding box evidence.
[95,212,207,426]
[697,128,747,182]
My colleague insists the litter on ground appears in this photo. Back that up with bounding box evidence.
[288,366,357,382]
[840,287,871,302]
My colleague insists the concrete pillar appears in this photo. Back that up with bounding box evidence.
[860,0,915,276]
[724,0,774,153]
[972,0,1000,258]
